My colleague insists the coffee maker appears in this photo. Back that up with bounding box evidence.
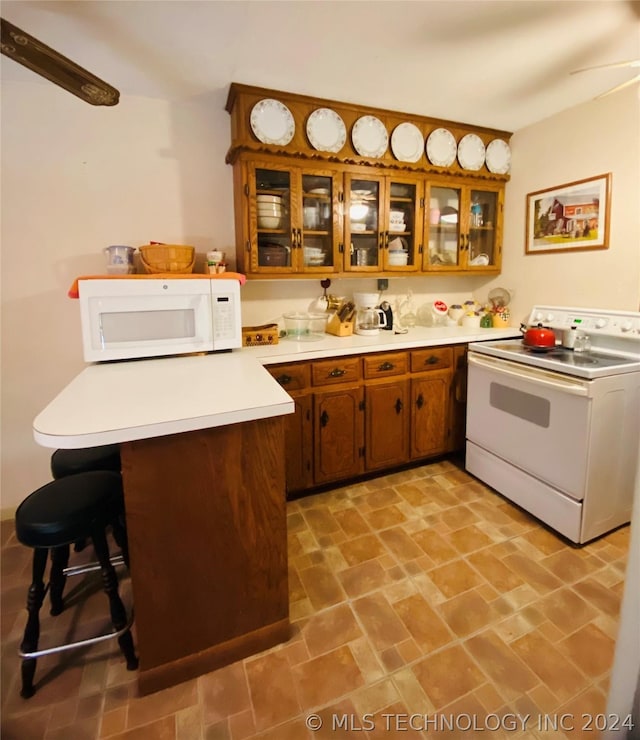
[353,292,387,336]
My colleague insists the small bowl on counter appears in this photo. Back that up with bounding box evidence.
[283,312,328,340]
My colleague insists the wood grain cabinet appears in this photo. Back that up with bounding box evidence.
[226,83,511,280]
[267,345,465,498]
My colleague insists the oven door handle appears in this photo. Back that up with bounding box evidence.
[468,353,590,396]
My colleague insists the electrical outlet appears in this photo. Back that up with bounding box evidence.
[377,279,389,291]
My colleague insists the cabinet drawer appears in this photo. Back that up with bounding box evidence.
[410,347,453,373]
[311,357,361,386]
[267,363,310,391]
[363,352,408,379]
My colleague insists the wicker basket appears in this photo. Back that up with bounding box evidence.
[139,244,195,274]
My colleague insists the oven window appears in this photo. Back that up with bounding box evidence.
[490,382,550,428]
[100,309,196,342]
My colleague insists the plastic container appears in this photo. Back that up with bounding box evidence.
[104,245,136,274]
[283,312,328,339]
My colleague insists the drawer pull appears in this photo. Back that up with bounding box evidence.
[379,361,395,371]
[416,393,424,410]
[276,373,292,386]
[425,356,440,365]
[328,368,346,378]
[395,398,403,414]
[320,410,329,427]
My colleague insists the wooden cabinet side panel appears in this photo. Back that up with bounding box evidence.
[285,392,313,495]
[121,418,288,672]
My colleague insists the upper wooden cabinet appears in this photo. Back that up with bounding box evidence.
[226,83,512,279]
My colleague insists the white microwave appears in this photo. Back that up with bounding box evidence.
[78,278,242,362]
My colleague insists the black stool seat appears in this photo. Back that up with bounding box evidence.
[15,470,137,699]
[50,445,121,479]
[16,471,124,549]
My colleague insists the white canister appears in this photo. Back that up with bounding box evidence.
[448,304,465,322]
[461,314,481,328]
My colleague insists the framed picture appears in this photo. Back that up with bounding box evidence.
[525,173,611,254]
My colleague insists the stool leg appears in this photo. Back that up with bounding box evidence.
[91,526,138,671]
[49,545,70,616]
[20,548,48,699]
[110,515,130,568]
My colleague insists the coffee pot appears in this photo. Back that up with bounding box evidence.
[353,292,387,336]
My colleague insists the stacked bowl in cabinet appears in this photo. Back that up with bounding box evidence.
[257,194,283,229]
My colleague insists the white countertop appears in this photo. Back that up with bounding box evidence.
[33,326,519,449]
[246,325,521,364]
[33,353,295,449]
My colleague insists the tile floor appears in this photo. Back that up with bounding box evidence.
[1,459,631,739]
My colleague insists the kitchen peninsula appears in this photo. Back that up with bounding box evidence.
[32,325,518,694]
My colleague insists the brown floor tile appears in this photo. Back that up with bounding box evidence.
[510,631,588,702]
[0,459,631,740]
[292,644,365,709]
[427,558,485,598]
[411,644,486,709]
[464,629,539,699]
[557,622,616,678]
[245,651,301,731]
[352,592,412,652]
[438,588,496,637]
[392,593,453,651]
[299,603,362,657]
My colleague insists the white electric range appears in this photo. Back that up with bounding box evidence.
[465,305,640,544]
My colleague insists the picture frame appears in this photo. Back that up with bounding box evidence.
[525,173,611,255]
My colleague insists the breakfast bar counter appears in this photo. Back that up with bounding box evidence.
[34,352,295,695]
[32,326,518,694]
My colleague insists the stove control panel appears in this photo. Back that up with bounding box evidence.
[528,306,640,339]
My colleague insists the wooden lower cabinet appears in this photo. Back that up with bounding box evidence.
[410,372,450,458]
[365,380,409,471]
[314,385,364,485]
[267,343,466,497]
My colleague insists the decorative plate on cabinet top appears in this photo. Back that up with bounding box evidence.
[352,115,389,158]
[485,138,511,174]
[306,107,347,153]
[390,122,424,163]
[250,99,295,146]
[457,133,486,171]
[425,128,457,167]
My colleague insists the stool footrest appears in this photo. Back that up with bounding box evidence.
[63,553,125,578]
[18,609,134,660]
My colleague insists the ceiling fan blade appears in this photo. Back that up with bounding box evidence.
[0,18,119,106]
[595,73,640,98]
[571,59,640,75]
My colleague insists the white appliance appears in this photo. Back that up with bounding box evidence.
[78,278,242,362]
[465,305,640,544]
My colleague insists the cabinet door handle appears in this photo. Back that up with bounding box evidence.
[328,368,346,378]
[320,410,329,427]
[395,398,403,414]
[425,356,440,365]
[416,393,424,409]
[379,361,395,371]
[276,373,292,386]
[384,231,390,248]
[379,232,384,249]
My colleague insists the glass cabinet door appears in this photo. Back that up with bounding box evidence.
[385,180,419,271]
[345,175,383,271]
[253,166,293,271]
[301,173,336,271]
[468,189,498,268]
[426,185,462,269]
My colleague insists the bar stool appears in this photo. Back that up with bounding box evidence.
[15,470,138,699]
[50,445,124,558]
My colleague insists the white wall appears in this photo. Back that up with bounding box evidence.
[482,86,640,324]
[2,80,639,515]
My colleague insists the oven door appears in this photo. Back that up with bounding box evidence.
[466,353,593,500]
